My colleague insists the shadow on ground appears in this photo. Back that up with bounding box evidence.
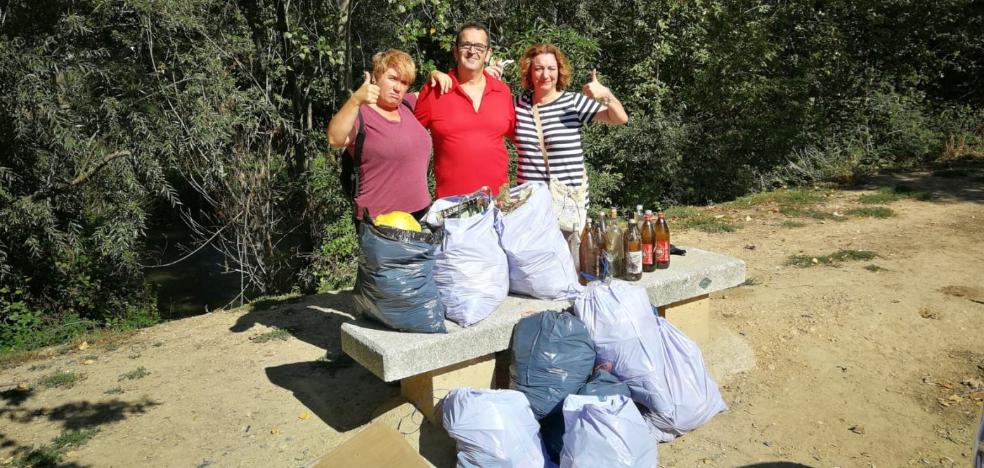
[265,359,399,433]
[0,398,158,467]
[738,464,814,468]
[1,398,160,430]
[229,289,358,354]
[850,157,984,204]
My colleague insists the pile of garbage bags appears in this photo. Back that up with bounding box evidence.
[349,183,728,464]
[441,279,728,466]
[574,280,728,442]
[354,183,578,333]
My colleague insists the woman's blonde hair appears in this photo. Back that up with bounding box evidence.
[519,44,572,91]
[372,49,416,83]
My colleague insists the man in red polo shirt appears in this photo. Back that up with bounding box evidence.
[415,23,516,198]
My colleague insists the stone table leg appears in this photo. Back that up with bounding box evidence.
[400,355,497,425]
[659,293,710,346]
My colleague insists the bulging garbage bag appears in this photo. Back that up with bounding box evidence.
[497,182,579,299]
[573,280,727,442]
[578,369,631,399]
[442,388,549,468]
[559,394,658,468]
[352,221,446,333]
[510,310,596,419]
[426,196,509,327]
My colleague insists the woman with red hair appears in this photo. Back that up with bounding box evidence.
[511,44,628,209]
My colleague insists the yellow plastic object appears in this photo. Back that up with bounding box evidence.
[374,211,421,232]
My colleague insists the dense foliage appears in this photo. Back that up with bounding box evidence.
[1,0,981,351]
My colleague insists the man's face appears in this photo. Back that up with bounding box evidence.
[455,28,490,74]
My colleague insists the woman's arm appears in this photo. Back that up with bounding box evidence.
[582,69,629,125]
[327,72,378,148]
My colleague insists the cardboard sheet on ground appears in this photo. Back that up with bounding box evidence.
[314,421,432,468]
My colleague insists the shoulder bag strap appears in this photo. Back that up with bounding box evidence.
[531,103,551,180]
[352,108,366,198]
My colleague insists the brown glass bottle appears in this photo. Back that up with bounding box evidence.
[655,212,671,269]
[578,218,599,285]
[641,210,656,272]
[623,215,642,281]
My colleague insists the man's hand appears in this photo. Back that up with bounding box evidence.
[352,71,379,105]
[429,70,453,94]
[486,58,510,81]
[582,69,612,102]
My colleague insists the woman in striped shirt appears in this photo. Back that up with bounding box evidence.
[512,44,628,206]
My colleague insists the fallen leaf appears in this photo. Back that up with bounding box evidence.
[77,341,89,351]
[811,258,819,264]
[270,427,281,435]
[16,382,29,391]
[82,359,95,365]
[947,394,964,403]
[849,425,865,435]
[298,412,311,421]
[745,215,752,221]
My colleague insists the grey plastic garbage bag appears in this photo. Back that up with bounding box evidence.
[426,196,509,327]
[497,182,579,299]
[352,221,446,333]
[573,280,727,442]
[559,394,658,468]
[578,369,631,398]
[442,388,549,468]
[510,310,596,419]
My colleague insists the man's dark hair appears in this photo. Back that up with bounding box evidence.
[456,22,490,46]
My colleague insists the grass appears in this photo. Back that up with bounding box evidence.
[724,188,828,209]
[845,207,895,218]
[864,264,887,272]
[38,371,80,389]
[663,206,739,233]
[15,429,98,467]
[780,220,807,228]
[785,249,878,268]
[119,366,150,381]
[52,429,98,450]
[250,327,292,343]
[858,185,931,204]
[104,387,124,395]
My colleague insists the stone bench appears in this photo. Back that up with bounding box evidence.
[341,246,746,422]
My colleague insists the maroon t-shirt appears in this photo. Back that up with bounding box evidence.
[415,70,516,198]
[348,94,432,220]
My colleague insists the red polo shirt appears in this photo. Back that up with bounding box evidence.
[415,69,515,198]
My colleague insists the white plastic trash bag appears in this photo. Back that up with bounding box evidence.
[442,388,550,468]
[426,196,509,327]
[573,280,727,442]
[497,182,579,299]
[560,394,658,468]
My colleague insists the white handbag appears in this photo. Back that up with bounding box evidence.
[532,103,588,233]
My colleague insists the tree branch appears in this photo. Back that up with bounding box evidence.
[27,150,131,202]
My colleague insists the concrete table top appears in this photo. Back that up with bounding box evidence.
[341,246,746,382]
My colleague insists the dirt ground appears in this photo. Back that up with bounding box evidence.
[2,163,983,467]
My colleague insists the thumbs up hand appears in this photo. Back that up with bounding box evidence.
[581,69,612,102]
[353,71,380,105]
